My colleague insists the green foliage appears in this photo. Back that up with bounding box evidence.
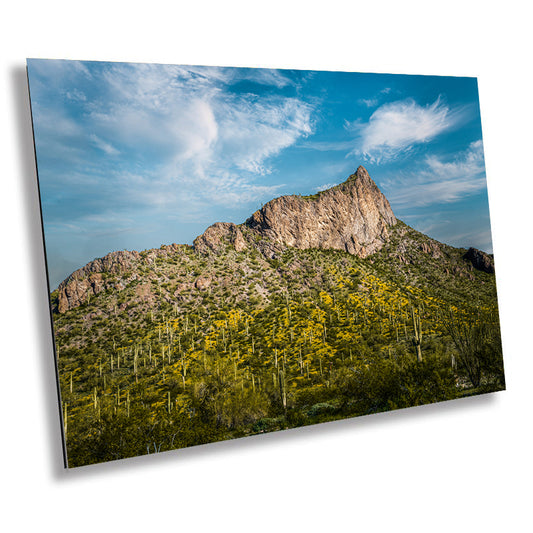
[441,308,505,388]
[53,224,504,467]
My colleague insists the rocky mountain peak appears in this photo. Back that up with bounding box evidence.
[346,165,372,183]
[56,167,398,313]
[244,166,396,257]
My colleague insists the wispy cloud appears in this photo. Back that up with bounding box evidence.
[30,61,314,221]
[350,97,466,163]
[298,139,354,152]
[65,88,87,102]
[400,209,493,253]
[217,97,313,175]
[240,68,295,88]
[358,97,378,108]
[99,64,312,194]
[89,134,120,155]
[382,140,487,208]
[314,182,338,192]
[357,88,392,109]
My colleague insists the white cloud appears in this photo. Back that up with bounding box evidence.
[89,134,120,155]
[389,176,486,207]
[424,139,484,179]
[241,68,294,88]
[173,98,219,162]
[296,139,354,152]
[218,98,313,175]
[383,140,487,208]
[65,88,87,102]
[353,97,464,162]
[358,98,378,108]
[314,182,337,192]
[30,60,319,252]
[54,62,314,210]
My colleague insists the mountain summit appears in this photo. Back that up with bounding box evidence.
[246,165,396,257]
[194,166,396,258]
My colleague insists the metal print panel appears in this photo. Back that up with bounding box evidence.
[27,59,505,468]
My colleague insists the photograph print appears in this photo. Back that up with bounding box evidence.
[27,59,505,468]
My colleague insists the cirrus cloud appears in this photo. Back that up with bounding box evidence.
[31,60,314,215]
[351,97,466,163]
[382,140,487,208]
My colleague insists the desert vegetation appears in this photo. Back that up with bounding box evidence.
[52,223,504,467]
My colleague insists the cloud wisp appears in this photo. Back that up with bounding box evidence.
[382,140,487,208]
[350,97,466,163]
[314,182,338,192]
[30,61,314,223]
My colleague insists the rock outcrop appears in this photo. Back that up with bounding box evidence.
[55,244,196,313]
[245,166,396,257]
[193,222,247,254]
[56,251,141,313]
[419,241,442,259]
[464,247,495,273]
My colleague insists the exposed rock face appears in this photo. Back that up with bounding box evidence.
[75,250,140,275]
[419,241,442,259]
[245,166,396,257]
[464,247,495,273]
[193,222,247,254]
[56,251,141,313]
[55,244,196,313]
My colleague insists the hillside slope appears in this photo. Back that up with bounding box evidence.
[49,167,504,467]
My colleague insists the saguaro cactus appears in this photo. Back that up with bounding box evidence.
[278,369,287,411]
[411,306,423,362]
[63,402,68,436]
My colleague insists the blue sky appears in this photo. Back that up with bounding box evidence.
[27,59,492,289]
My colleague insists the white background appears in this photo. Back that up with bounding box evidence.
[1,2,531,531]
